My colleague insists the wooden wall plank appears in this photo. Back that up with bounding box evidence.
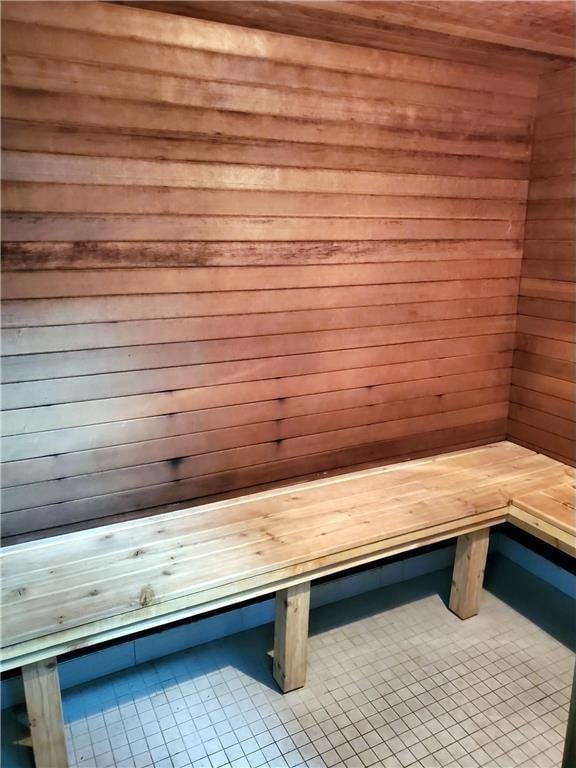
[2,352,512,436]
[1,215,525,243]
[3,88,532,161]
[516,316,575,342]
[510,385,575,422]
[508,421,575,465]
[2,152,528,197]
[1,184,526,220]
[1,317,516,382]
[511,369,575,403]
[1,264,522,300]
[2,334,515,409]
[2,121,531,180]
[2,279,519,327]
[513,350,575,384]
[3,372,511,461]
[523,240,574,261]
[2,299,516,356]
[0,241,523,270]
[3,388,509,488]
[533,109,575,140]
[517,297,575,322]
[519,278,576,303]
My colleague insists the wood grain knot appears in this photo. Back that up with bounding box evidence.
[139,585,155,607]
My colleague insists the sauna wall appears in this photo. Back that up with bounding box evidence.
[1,1,533,540]
[508,64,576,465]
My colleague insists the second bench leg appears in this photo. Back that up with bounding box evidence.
[449,529,490,619]
[273,581,311,692]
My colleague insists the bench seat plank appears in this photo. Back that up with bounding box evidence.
[511,484,575,536]
[508,482,576,556]
[1,441,573,671]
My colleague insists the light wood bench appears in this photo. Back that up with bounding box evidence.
[1,440,574,768]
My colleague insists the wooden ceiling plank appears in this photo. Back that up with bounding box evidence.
[319,1,576,58]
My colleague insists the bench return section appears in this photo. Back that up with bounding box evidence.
[1,441,574,768]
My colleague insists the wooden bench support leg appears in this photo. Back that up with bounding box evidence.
[273,581,311,692]
[449,529,490,619]
[22,657,68,768]
[562,663,576,768]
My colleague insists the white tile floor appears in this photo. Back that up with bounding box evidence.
[2,567,574,768]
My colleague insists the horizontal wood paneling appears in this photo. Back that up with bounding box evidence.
[1,217,526,242]
[1,2,534,540]
[2,88,532,162]
[2,351,512,436]
[1,240,523,269]
[3,153,529,194]
[2,264,522,299]
[508,63,576,466]
[3,397,509,496]
[3,280,519,327]
[2,318,516,382]
[4,298,516,353]
[0,1,543,90]
[2,21,537,113]
[2,184,526,220]
[0,54,533,133]
[3,372,511,461]
[1,420,508,539]
[117,1,575,73]
[2,335,516,409]
[2,121,531,179]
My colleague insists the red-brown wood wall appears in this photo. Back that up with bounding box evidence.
[508,63,576,465]
[0,1,537,540]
